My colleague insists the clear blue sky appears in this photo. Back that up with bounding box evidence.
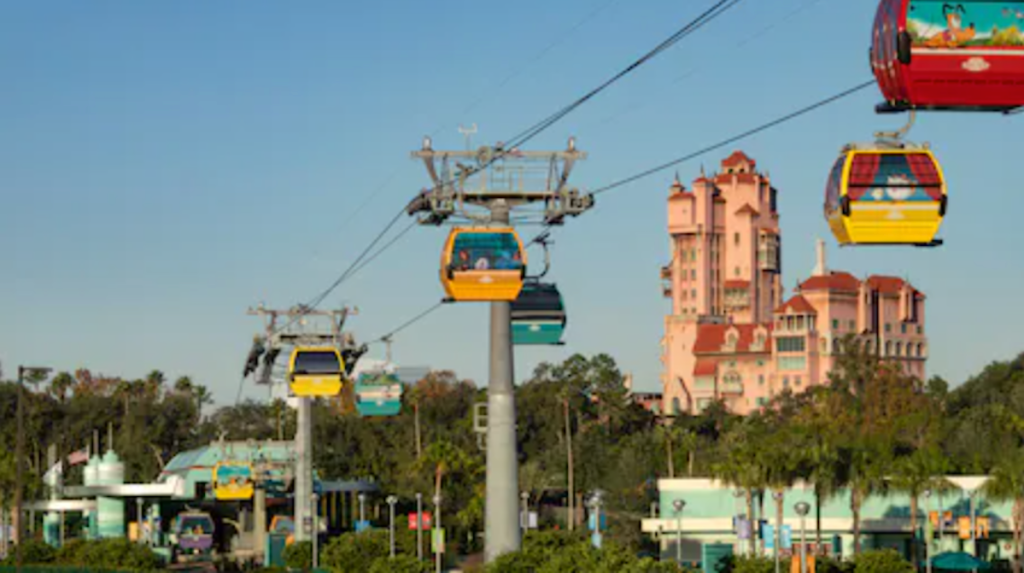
[2,0,1021,406]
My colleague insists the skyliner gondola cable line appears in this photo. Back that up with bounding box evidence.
[309,0,625,263]
[589,79,877,197]
[267,0,748,335]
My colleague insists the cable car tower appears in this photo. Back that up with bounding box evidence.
[245,304,365,543]
[406,135,591,562]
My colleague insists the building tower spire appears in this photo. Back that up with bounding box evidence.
[814,238,827,277]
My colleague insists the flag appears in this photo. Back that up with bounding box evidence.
[42,461,62,487]
[68,448,89,466]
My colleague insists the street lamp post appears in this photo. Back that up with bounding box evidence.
[672,499,686,565]
[358,493,366,530]
[795,502,811,573]
[925,490,933,573]
[416,493,424,560]
[311,492,320,568]
[386,496,398,558]
[773,491,784,573]
[433,495,442,573]
[520,492,529,534]
[15,365,51,573]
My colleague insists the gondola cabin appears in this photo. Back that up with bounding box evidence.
[213,462,254,500]
[354,372,403,417]
[440,227,527,302]
[172,511,214,556]
[511,282,567,345]
[287,347,345,397]
[871,0,1024,112]
[824,144,947,246]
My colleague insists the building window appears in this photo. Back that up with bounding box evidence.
[820,338,828,353]
[849,320,856,330]
[776,336,806,353]
[734,232,740,246]
[901,324,907,334]
[672,398,681,416]
[778,356,807,371]
[917,325,922,335]
[757,360,765,367]
[783,376,790,388]
[691,270,696,280]
[833,338,841,353]
[917,343,924,357]
[832,319,839,330]
[691,290,697,299]
[895,342,903,356]
[886,341,893,356]
[734,267,741,277]
[795,376,802,387]
[757,398,767,407]
[886,324,892,333]
[906,344,914,358]
[758,375,765,386]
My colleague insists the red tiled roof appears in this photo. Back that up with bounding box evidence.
[669,191,694,201]
[799,271,861,293]
[734,203,760,216]
[760,228,779,235]
[865,275,905,294]
[775,294,817,314]
[724,280,750,290]
[721,151,756,169]
[694,360,718,377]
[693,323,773,354]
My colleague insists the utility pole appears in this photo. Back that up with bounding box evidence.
[408,136,590,563]
[15,366,50,573]
[247,305,362,542]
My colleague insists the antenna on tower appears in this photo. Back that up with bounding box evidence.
[458,124,478,151]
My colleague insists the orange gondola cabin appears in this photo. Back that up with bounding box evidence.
[871,0,1024,112]
[440,227,527,302]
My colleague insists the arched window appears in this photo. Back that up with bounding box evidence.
[833,338,841,354]
[918,343,925,357]
[885,341,893,356]
[895,342,903,357]
[906,343,914,357]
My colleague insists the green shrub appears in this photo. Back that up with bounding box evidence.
[730,555,776,573]
[850,549,914,573]
[283,540,312,569]
[321,530,390,573]
[1,540,57,565]
[367,555,430,573]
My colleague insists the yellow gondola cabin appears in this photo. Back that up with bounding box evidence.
[440,227,527,302]
[287,346,344,397]
[824,143,947,247]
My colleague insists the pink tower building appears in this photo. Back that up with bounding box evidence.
[660,152,928,415]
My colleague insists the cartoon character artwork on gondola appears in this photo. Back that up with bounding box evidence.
[909,1,1024,50]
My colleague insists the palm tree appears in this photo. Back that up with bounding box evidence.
[48,372,74,403]
[982,449,1024,573]
[173,376,194,394]
[713,420,769,555]
[888,447,950,566]
[762,430,801,567]
[193,385,213,419]
[847,440,887,556]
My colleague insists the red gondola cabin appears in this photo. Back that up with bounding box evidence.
[871,0,1024,112]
